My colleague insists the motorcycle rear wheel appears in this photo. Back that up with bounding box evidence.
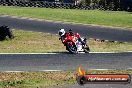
[84,45,90,53]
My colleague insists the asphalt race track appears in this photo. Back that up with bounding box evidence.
[0,16,132,42]
[0,52,132,71]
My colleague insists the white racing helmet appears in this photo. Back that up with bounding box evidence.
[58,29,65,37]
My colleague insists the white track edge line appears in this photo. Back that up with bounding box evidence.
[0,53,58,54]
[0,51,131,54]
[2,69,132,72]
[4,70,62,72]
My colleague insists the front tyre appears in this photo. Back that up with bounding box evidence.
[66,43,77,54]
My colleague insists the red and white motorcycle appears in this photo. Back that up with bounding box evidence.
[60,33,90,54]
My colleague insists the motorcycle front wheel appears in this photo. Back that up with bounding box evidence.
[66,43,77,54]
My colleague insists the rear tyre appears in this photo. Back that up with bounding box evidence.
[84,45,90,53]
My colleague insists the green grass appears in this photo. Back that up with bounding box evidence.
[0,29,132,53]
[0,80,51,87]
[0,79,75,88]
[0,72,76,88]
[0,6,132,29]
[89,39,132,52]
[0,29,65,53]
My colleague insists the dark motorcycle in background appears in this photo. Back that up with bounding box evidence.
[0,25,14,41]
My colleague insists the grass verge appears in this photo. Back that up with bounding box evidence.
[0,6,132,29]
[0,72,75,88]
[0,29,65,53]
[0,70,132,88]
[89,39,132,52]
[0,29,132,53]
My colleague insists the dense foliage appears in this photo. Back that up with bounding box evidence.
[0,0,132,11]
[81,0,132,11]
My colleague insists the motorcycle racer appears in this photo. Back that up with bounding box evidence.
[58,28,90,53]
[58,29,86,46]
